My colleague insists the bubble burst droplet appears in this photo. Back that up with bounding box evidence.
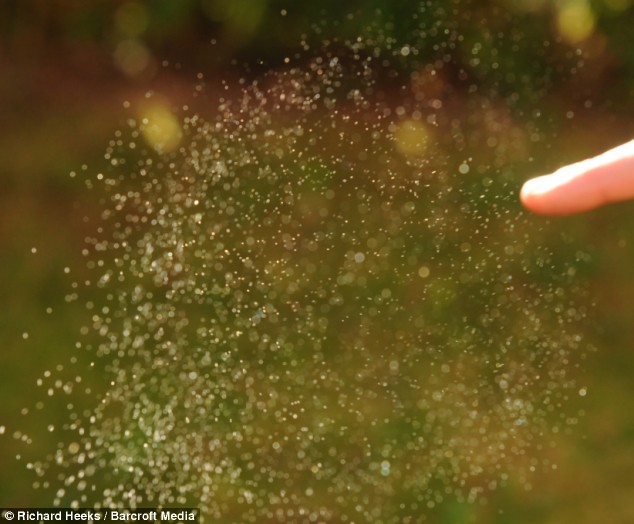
[25,12,591,523]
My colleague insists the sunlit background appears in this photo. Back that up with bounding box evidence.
[1,1,634,522]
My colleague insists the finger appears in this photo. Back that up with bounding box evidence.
[520,139,634,215]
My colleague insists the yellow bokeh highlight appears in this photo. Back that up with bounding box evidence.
[557,0,596,44]
[139,103,182,154]
[394,120,429,157]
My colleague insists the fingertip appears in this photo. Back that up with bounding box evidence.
[519,178,537,203]
[520,139,634,216]
[520,173,582,215]
[519,176,553,215]
[520,171,596,216]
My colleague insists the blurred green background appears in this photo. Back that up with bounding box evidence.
[1,1,634,522]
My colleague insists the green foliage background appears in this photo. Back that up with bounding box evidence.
[1,1,634,522]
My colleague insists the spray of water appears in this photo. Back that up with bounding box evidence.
[12,10,590,523]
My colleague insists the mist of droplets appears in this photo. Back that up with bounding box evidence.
[15,17,591,524]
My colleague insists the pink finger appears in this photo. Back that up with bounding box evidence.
[520,139,634,215]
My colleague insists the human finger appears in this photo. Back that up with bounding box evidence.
[520,139,634,215]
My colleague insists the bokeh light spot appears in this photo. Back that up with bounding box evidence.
[114,39,152,78]
[557,0,596,43]
[139,103,182,154]
[394,119,429,156]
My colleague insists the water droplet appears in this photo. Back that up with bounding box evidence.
[418,266,430,278]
